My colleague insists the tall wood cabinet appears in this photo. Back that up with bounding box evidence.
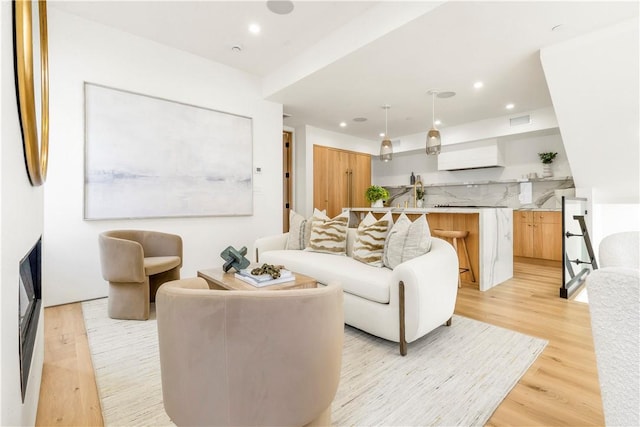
[513,210,562,261]
[313,145,371,218]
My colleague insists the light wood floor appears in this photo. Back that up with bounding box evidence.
[35,258,603,426]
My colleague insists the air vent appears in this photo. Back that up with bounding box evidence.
[510,115,531,126]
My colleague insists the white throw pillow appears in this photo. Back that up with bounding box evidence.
[306,211,349,255]
[383,213,432,269]
[353,212,393,267]
[285,210,306,250]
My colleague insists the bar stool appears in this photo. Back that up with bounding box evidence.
[432,229,476,288]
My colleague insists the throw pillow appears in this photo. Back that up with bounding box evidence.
[306,211,349,255]
[383,213,432,269]
[285,210,306,250]
[304,208,329,248]
[285,209,327,250]
[353,212,393,267]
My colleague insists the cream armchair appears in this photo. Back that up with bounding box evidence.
[98,230,182,320]
[587,231,639,426]
[156,278,344,427]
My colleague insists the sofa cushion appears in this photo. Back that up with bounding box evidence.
[260,250,392,304]
[384,213,432,269]
[353,212,393,267]
[306,211,349,255]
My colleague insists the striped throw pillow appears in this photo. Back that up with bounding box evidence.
[353,212,393,267]
[306,211,349,255]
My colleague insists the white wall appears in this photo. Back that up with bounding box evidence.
[1,2,45,424]
[44,10,283,306]
[540,18,639,205]
[373,129,571,186]
[296,125,377,216]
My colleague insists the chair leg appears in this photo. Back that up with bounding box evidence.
[452,237,461,288]
[445,317,452,327]
[399,281,407,356]
[461,237,476,283]
[108,279,149,320]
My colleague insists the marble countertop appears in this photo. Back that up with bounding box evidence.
[385,176,574,189]
[348,207,512,214]
[516,207,562,212]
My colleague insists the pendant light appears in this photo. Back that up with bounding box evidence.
[426,90,441,156]
[380,105,392,162]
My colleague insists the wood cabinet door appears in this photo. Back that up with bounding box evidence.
[349,152,371,208]
[533,211,562,261]
[326,148,350,218]
[513,211,533,257]
[313,145,329,213]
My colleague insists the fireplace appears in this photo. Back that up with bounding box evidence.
[19,237,42,402]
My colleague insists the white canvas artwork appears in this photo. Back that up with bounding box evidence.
[84,83,253,219]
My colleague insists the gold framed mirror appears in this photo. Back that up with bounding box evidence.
[13,0,49,186]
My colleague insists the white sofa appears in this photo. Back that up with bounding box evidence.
[254,229,459,355]
[586,231,639,426]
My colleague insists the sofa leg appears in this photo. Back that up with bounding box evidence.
[445,317,452,327]
[399,281,407,356]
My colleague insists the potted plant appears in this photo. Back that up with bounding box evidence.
[365,185,389,208]
[415,186,425,208]
[538,152,557,177]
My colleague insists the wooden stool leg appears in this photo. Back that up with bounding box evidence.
[461,236,475,283]
[452,237,461,288]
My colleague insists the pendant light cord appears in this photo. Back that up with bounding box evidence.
[432,93,436,128]
[385,107,388,136]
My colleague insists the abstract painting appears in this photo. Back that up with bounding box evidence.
[84,83,253,219]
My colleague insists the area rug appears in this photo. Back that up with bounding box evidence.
[82,298,547,426]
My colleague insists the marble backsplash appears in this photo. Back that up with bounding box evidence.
[385,177,575,210]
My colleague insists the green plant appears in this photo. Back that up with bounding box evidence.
[365,185,389,202]
[538,152,558,164]
[415,186,425,200]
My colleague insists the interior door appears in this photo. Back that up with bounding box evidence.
[327,148,350,217]
[313,145,329,213]
[282,131,293,232]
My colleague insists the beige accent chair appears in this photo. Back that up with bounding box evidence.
[156,278,344,427]
[98,230,182,320]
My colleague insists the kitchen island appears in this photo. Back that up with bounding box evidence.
[347,207,513,291]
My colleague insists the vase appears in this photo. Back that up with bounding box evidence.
[542,163,553,178]
[372,200,384,208]
[416,200,424,208]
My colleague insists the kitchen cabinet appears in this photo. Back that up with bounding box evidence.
[313,145,371,217]
[514,210,562,261]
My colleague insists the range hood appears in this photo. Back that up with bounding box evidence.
[437,138,505,171]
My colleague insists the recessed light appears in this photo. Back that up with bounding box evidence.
[267,0,294,15]
[434,120,442,126]
[248,23,261,34]
[339,122,347,128]
[551,24,564,32]
[353,117,368,122]
[473,81,484,89]
[506,103,515,110]
[379,132,385,137]
[231,45,242,53]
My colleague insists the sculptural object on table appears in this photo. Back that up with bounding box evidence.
[220,246,250,272]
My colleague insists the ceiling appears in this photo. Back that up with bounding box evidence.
[51,1,639,142]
